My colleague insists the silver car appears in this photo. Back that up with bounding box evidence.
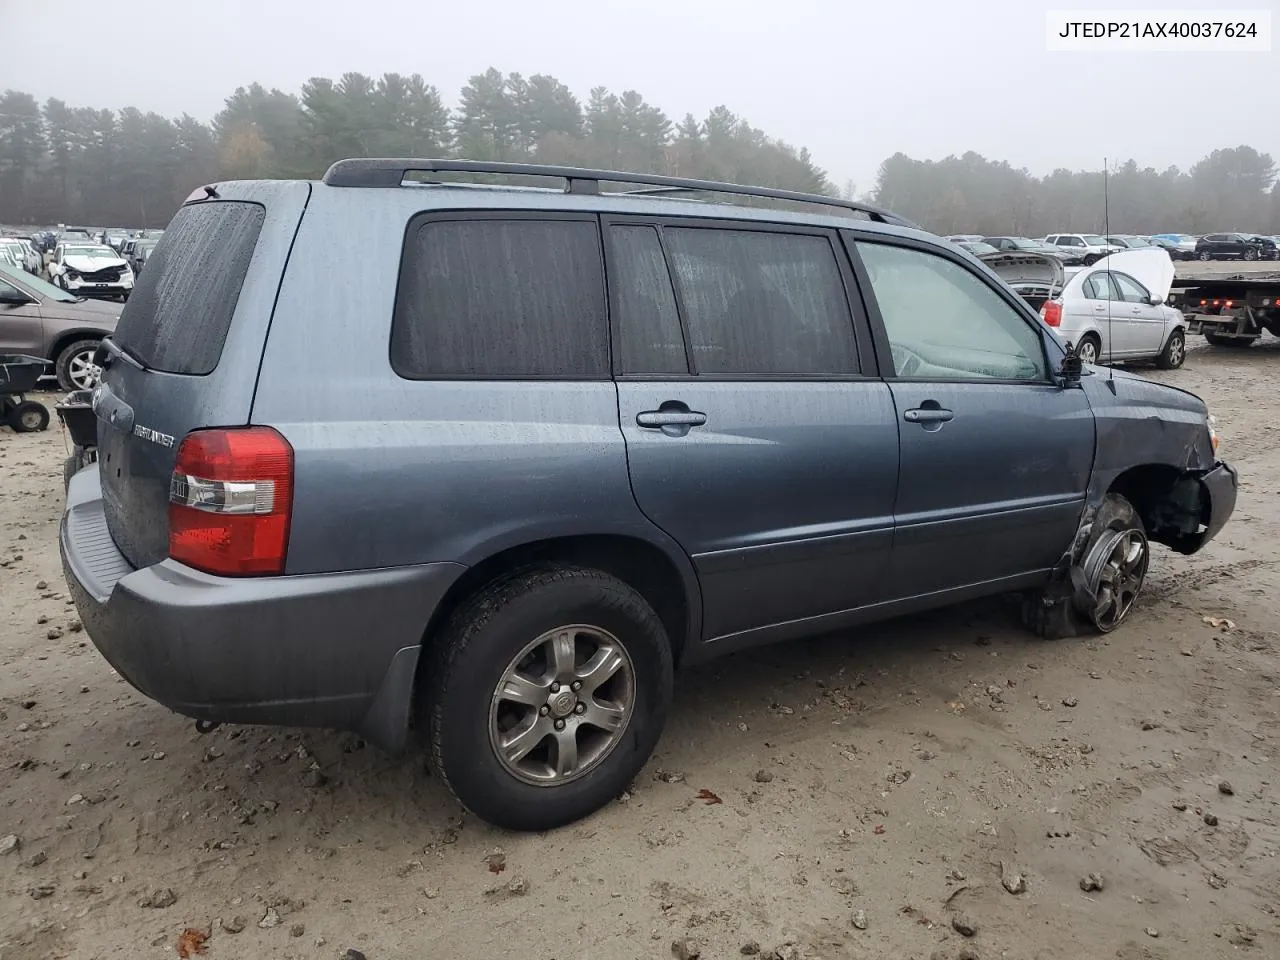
[1038,249,1187,368]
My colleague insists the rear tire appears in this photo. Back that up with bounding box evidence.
[1198,250,1212,261]
[1155,328,1186,369]
[55,339,102,391]
[1075,333,1101,365]
[426,565,674,831]
[1203,331,1257,348]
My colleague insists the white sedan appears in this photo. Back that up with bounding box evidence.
[47,243,135,300]
[1038,248,1187,369]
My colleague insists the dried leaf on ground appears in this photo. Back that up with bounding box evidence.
[696,789,722,805]
[484,852,507,874]
[1202,616,1236,631]
[177,928,208,958]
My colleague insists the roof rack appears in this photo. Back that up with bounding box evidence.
[321,158,920,229]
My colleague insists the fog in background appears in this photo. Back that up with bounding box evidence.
[1,0,1277,231]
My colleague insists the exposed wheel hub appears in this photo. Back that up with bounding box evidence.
[1078,527,1149,632]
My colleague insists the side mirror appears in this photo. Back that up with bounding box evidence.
[1146,296,1163,306]
[1059,349,1084,386]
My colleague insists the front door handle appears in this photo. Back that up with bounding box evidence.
[904,407,954,424]
[637,409,707,428]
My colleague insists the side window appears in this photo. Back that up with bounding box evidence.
[391,218,608,379]
[1082,272,1117,301]
[662,227,858,376]
[607,225,688,375]
[1045,236,1060,245]
[1112,273,1149,303]
[0,278,27,301]
[1064,236,1085,247]
[857,242,1048,382]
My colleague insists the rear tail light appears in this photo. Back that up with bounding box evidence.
[168,427,293,576]
[1040,300,1063,327]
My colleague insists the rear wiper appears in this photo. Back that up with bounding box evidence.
[95,336,147,372]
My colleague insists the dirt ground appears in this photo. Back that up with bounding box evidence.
[3,338,1279,960]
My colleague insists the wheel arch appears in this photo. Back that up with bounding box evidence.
[1107,463,1206,552]
[420,532,702,670]
[47,329,105,363]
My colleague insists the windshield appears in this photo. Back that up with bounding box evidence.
[1083,235,1108,245]
[0,261,79,301]
[960,241,999,255]
[64,245,120,260]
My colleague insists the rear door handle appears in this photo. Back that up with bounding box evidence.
[637,409,707,428]
[904,407,954,424]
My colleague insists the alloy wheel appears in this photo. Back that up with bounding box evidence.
[488,624,636,786]
[67,350,101,390]
[1084,528,1149,632]
[1077,339,1099,364]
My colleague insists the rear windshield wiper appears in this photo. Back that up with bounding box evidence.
[95,336,148,372]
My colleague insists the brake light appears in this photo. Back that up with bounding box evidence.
[1040,300,1062,327]
[1225,300,1234,308]
[168,427,294,576]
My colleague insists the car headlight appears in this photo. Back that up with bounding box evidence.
[66,270,80,280]
[1206,413,1220,454]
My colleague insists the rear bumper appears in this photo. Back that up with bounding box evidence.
[59,465,464,751]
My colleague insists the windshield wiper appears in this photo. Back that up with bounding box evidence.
[96,336,148,372]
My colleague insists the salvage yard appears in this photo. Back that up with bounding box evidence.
[3,339,1280,960]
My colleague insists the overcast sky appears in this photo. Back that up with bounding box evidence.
[2,0,1276,190]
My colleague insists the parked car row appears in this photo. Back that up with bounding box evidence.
[947,231,1280,264]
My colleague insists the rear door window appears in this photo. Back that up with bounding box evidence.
[1083,272,1118,301]
[607,225,688,375]
[391,217,608,379]
[662,227,859,376]
[112,201,265,375]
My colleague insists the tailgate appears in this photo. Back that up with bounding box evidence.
[96,182,310,569]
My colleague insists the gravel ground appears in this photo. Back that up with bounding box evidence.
[2,337,1279,960]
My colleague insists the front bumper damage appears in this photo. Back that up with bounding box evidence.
[1165,460,1238,554]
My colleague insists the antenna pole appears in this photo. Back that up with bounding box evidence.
[1103,157,1116,388]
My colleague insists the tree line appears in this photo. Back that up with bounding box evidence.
[0,69,828,227]
[873,147,1280,237]
[1,68,1277,236]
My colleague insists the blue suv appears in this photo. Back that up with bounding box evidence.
[60,160,1237,830]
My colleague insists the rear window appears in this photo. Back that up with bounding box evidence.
[391,217,608,379]
[112,201,265,376]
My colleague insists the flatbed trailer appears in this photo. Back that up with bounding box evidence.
[1168,271,1280,347]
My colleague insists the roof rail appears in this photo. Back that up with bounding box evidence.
[320,158,920,229]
